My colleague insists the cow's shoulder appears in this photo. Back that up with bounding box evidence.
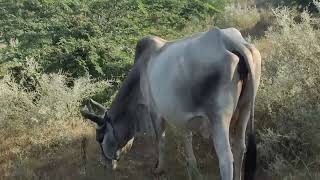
[134,36,167,64]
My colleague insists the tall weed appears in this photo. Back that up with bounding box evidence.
[214,2,260,33]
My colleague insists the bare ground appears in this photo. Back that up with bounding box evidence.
[1,127,274,180]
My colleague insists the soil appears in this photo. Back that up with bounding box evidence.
[3,131,274,180]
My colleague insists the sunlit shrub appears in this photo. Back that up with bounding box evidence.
[0,61,108,138]
[255,6,320,178]
[0,61,109,176]
[214,2,260,32]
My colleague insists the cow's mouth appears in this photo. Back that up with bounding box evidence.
[101,149,120,162]
[99,153,119,170]
[98,145,120,170]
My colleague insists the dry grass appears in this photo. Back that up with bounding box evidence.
[214,2,261,34]
[255,6,320,179]
[0,61,109,178]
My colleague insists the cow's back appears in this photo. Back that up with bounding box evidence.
[146,28,240,127]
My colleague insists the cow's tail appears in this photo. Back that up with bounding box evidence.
[244,44,261,180]
[229,37,261,180]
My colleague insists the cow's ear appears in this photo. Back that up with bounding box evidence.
[81,106,105,126]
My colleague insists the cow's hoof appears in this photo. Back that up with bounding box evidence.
[152,166,165,175]
[151,161,165,175]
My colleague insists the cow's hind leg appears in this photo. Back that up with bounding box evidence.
[154,119,166,174]
[209,112,234,180]
[231,104,251,180]
[183,131,201,180]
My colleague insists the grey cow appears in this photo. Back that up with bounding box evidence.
[81,27,261,180]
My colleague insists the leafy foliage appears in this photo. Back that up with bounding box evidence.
[0,0,224,79]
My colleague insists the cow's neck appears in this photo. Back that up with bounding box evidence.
[108,64,141,144]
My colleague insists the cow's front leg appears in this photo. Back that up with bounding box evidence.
[154,120,166,174]
[183,131,200,180]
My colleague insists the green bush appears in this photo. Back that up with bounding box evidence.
[0,0,224,79]
[256,7,320,178]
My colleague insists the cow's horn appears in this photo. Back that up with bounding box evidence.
[89,99,107,113]
[80,105,105,126]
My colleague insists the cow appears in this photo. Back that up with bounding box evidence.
[80,27,261,180]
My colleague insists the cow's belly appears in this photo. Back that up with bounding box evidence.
[146,52,217,127]
[147,61,242,129]
[146,36,240,128]
[147,57,190,127]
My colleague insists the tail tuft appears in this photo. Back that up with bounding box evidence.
[244,132,257,180]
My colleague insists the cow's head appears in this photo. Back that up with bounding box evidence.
[80,99,134,169]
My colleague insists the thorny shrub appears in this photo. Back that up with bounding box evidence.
[255,5,320,178]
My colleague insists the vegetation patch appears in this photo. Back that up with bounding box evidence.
[255,5,320,178]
